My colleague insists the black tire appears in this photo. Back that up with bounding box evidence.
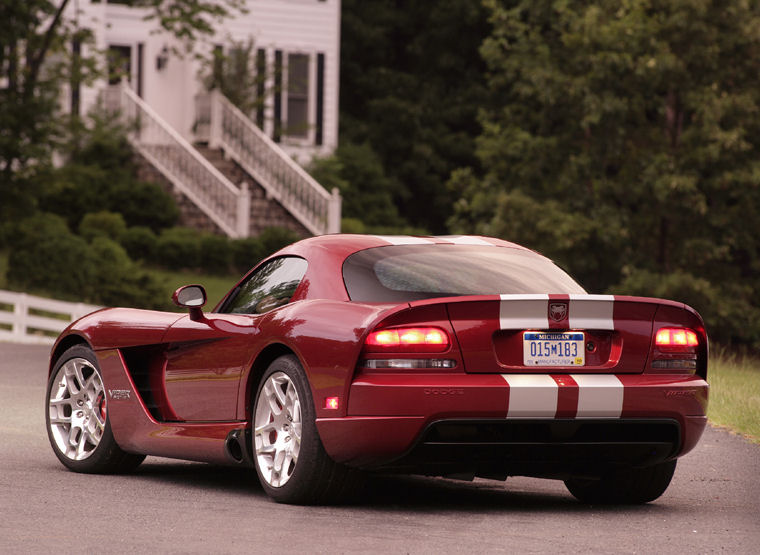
[46,345,145,474]
[564,460,677,504]
[251,355,363,504]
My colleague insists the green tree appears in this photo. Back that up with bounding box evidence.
[202,37,268,118]
[449,0,760,346]
[309,142,406,228]
[340,0,491,232]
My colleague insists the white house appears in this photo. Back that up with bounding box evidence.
[64,0,342,237]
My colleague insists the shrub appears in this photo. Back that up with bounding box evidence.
[199,233,233,275]
[121,226,158,261]
[154,227,202,269]
[259,227,301,257]
[79,211,127,242]
[88,237,164,308]
[105,181,179,231]
[6,214,95,299]
[232,237,265,274]
[340,218,366,234]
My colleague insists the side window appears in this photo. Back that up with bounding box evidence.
[223,257,308,315]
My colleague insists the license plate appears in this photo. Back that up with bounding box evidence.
[523,332,585,366]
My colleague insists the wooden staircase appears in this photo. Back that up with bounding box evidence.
[194,145,312,237]
[106,83,340,238]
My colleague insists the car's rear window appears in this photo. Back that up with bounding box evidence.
[342,245,586,302]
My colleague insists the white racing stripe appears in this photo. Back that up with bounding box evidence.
[571,374,624,418]
[438,235,495,246]
[569,294,615,330]
[499,294,549,330]
[371,235,435,245]
[501,374,558,418]
[501,373,625,419]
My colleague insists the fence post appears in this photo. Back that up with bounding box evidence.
[13,293,27,342]
[237,182,251,238]
[328,187,342,234]
[209,89,222,149]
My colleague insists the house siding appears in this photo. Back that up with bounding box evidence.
[69,0,340,160]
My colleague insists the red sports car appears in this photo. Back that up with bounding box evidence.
[46,234,708,504]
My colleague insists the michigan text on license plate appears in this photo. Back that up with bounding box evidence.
[523,332,585,366]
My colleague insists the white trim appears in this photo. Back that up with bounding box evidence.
[571,374,624,418]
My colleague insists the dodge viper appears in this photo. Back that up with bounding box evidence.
[46,234,708,504]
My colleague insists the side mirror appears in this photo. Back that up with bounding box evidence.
[172,285,207,321]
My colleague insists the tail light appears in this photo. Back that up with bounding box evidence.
[651,327,699,372]
[362,326,456,370]
[365,327,450,353]
[656,328,699,348]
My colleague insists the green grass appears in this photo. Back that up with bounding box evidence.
[148,268,238,310]
[708,351,760,443]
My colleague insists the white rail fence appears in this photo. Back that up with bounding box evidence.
[196,90,342,236]
[104,83,250,238]
[0,290,101,345]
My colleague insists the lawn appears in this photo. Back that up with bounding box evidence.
[149,268,238,310]
[707,351,760,443]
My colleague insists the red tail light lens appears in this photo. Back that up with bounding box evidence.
[651,327,699,373]
[365,327,450,353]
[655,328,699,348]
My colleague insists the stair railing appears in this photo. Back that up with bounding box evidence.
[106,83,250,238]
[199,89,341,235]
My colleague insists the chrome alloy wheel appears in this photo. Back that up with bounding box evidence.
[48,357,107,461]
[254,371,302,487]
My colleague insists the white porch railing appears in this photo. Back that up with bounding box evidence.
[105,83,250,238]
[196,90,341,236]
[0,290,101,345]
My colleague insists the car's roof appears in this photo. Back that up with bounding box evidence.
[277,234,530,260]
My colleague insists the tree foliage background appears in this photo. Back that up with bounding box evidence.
[445,0,760,347]
[329,0,491,232]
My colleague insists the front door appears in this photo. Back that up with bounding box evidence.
[161,313,258,421]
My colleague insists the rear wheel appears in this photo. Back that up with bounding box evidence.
[252,355,362,504]
[564,460,677,504]
[46,345,145,473]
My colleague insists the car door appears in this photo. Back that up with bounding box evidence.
[161,257,308,421]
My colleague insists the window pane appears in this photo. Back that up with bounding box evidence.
[288,54,308,96]
[343,245,585,303]
[287,98,308,137]
[286,54,309,137]
[224,257,308,314]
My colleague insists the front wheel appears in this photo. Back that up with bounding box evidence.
[252,355,361,504]
[564,460,677,504]
[46,345,145,474]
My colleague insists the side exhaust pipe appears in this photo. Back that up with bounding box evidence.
[224,428,254,466]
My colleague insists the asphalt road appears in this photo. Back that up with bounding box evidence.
[1,342,758,554]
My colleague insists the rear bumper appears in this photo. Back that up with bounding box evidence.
[315,372,708,472]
